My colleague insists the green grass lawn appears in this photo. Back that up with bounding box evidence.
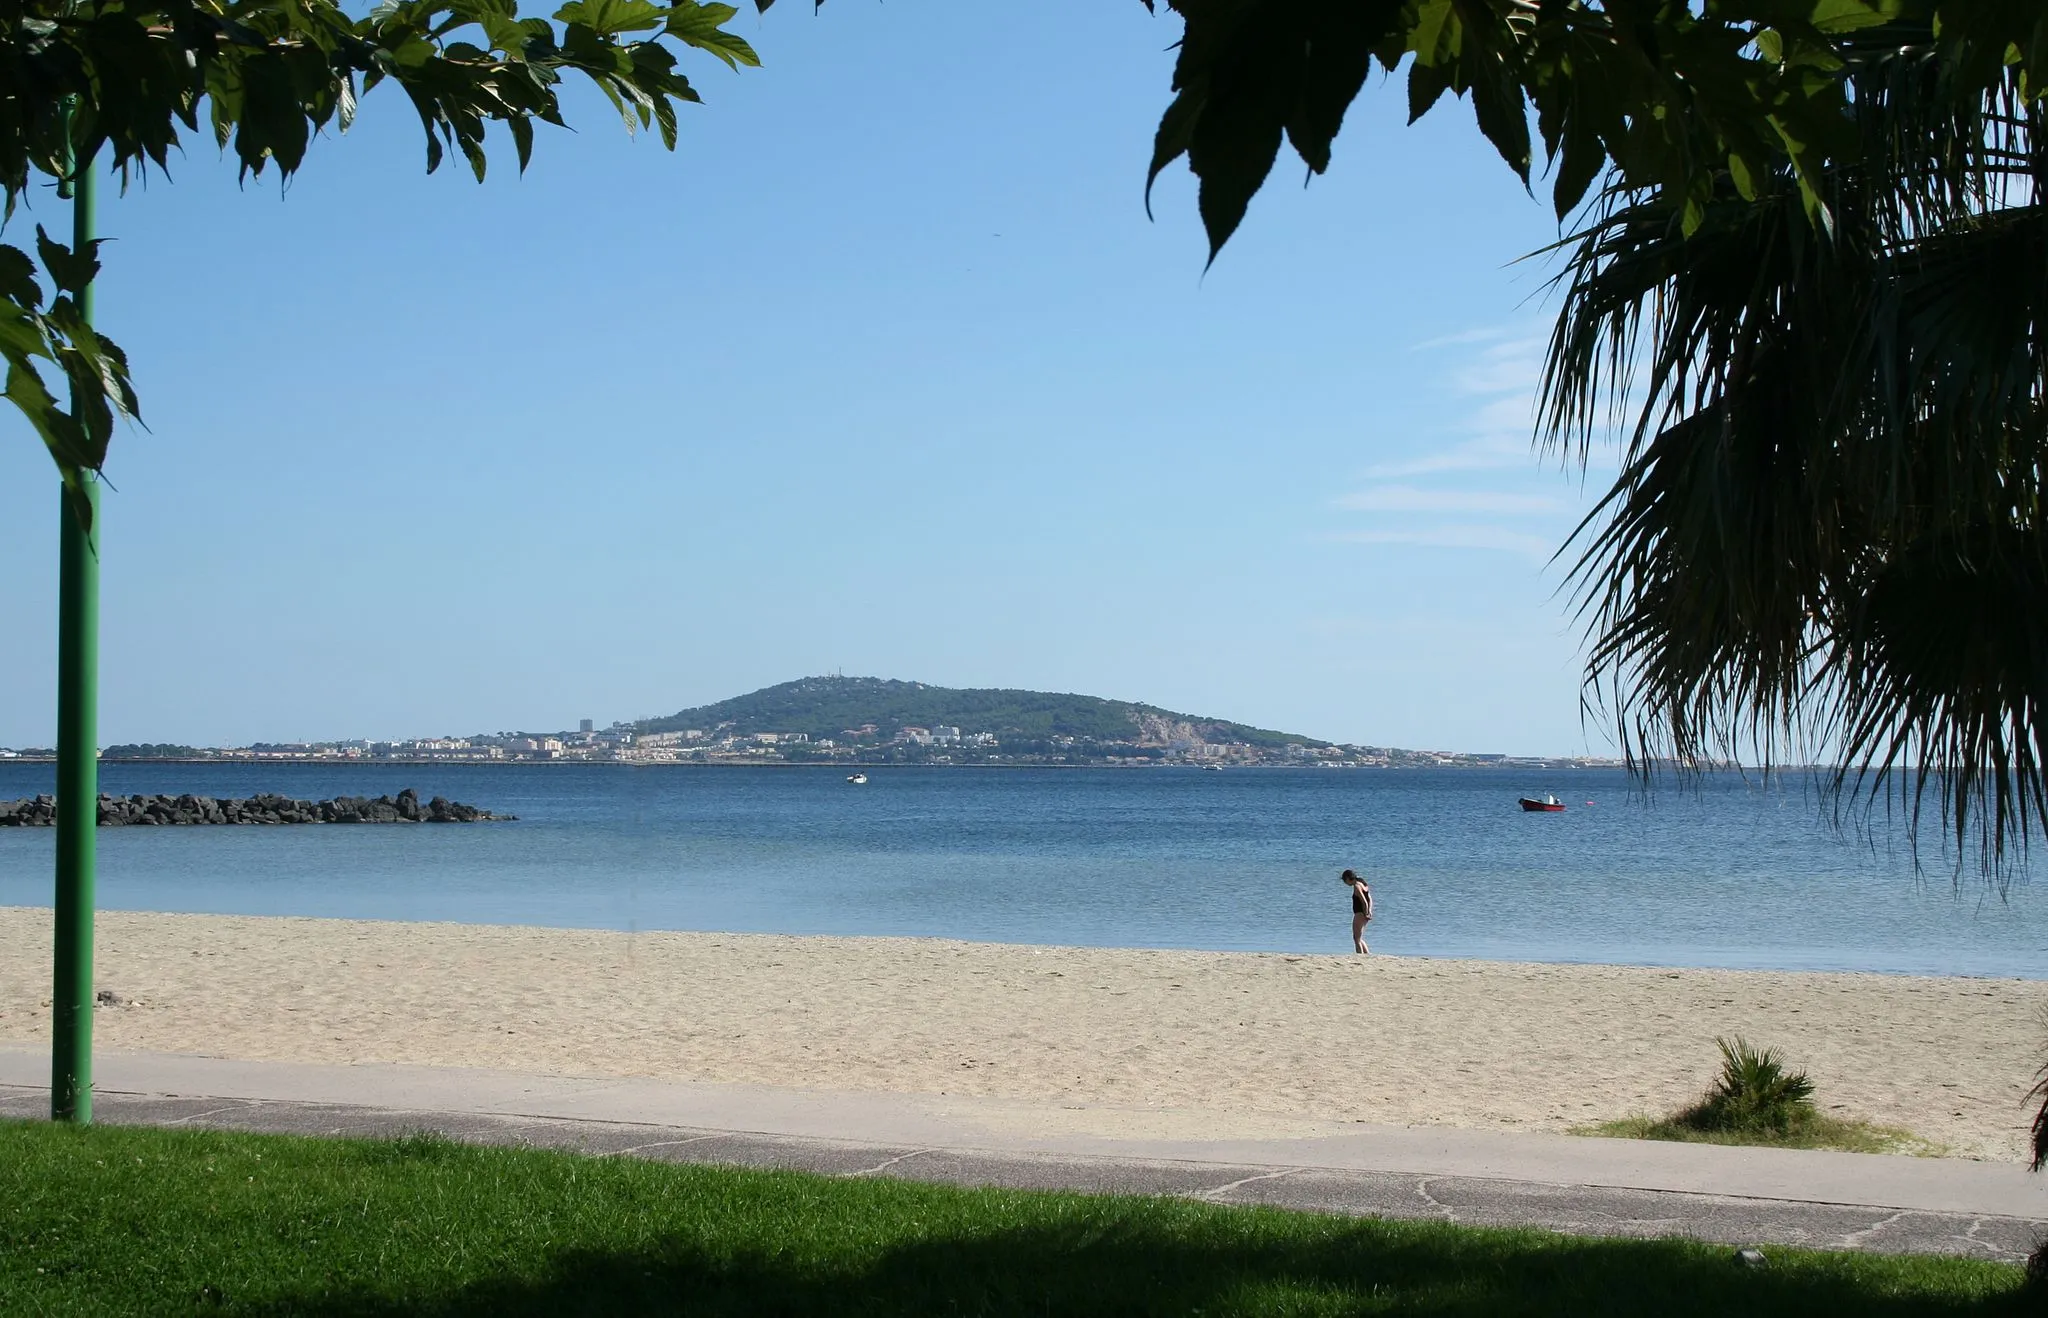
[0,1120,2033,1316]
[1577,1112,1944,1155]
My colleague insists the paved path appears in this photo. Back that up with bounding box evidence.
[2,1047,2042,1264]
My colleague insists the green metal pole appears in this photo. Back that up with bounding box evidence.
[51,126,97,1125]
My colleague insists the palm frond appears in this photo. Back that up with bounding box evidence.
[1547,29,2048,882]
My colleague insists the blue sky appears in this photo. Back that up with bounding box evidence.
[0,1,1617,755]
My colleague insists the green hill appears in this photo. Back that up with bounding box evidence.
[636,677,1326,749]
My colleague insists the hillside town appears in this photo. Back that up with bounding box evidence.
[0,720,1623,771]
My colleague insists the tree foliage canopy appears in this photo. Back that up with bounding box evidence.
[1143,0,2044,257]
[1145,1,2048,874]
[1551,20,2046,872]
[2,0,766,523]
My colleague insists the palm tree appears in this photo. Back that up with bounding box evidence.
[1545,21,2046,871]
[1539,20,2047,1263]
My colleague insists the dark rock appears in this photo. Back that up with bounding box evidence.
[425,795,486,823]
[0,791,512,827]
[2,795,56,827]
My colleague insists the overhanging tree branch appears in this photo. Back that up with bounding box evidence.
[0,0,769,527]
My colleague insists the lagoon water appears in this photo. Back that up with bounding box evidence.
[0,763,2040,977]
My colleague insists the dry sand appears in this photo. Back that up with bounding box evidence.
[2,907,2042,1160]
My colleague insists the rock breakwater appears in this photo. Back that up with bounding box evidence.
[0,788,513,827]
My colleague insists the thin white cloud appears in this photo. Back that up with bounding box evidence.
[1453,336,1546,396]
[1334,325,1609,562]
[1335,485,1565,515]
[1329,525,1559,559]
[1362,330,1549,478]
[1303,613,1569,648]
[1412,326,1508,351]
[1468,392,1539,432]
[1361,435,1528,478]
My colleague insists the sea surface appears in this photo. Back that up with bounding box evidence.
[0,764,2041,977]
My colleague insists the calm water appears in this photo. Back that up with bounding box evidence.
[0,764,2040,977]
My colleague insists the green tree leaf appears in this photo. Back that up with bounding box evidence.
[555,0,664,36]
[667,2,760,68]
[0,0,766,506]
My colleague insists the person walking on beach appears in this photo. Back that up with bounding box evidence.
[1342,869,1373,954]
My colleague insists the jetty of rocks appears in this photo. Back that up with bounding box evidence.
[0,788,514,827]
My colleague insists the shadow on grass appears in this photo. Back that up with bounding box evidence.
[264,1217,2035,1318]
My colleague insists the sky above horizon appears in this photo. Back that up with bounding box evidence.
[0,2,1623,756]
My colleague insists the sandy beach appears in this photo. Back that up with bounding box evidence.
[2,907,2042,1161]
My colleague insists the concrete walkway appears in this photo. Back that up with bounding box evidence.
[2,1046,2042,1264]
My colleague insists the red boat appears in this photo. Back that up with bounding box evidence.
[1518,794,1566,812]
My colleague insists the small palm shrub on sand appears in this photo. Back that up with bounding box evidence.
[1579,1037,1934,1154]
[1681,1038,1818,1136]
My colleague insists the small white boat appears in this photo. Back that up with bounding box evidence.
[846,773,868,784]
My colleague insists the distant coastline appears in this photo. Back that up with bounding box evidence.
[0,675,1630,772]
[0,756,1627,771]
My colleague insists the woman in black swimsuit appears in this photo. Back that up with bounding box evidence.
[1342,869,1372,954]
